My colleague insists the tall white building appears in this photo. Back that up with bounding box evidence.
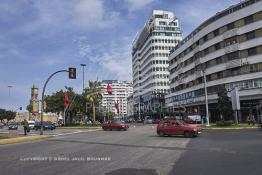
[166,0,262,122]
[132,10,182,118]
[100,80,133,116]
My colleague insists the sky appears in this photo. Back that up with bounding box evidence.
[0,0,241,111]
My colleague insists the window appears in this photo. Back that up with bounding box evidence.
[246,31,255,40]
[214,43,221,50]
[203,35,208,42]
[248,47,257,56]
[227,51,239,61]
[227,22,235,30]
[213,29,219,37]
[244,15,254,25]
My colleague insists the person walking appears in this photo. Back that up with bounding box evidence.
[22,119,29,136]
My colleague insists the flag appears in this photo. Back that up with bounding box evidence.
[64,91,69,109]
[107,83,112,95]
[114,100,119,114]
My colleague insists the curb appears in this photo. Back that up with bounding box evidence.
[0,135,50,145]
[57,127,102,129]
[203,127,258,130]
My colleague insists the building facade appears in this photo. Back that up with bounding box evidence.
[100,80,133,116]
[166,0,262,122]
[132,10,182,118]
[127,94,134,117]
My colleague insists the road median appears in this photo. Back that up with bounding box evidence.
[0,135,50,145]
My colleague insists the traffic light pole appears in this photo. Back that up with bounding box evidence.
[40,70,68,135]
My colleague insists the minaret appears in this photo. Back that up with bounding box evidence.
[30,84,39,119]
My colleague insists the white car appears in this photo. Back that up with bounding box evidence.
[28,121,35,129]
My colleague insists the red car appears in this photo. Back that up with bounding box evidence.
[157,120,201,137]
[102,120,129,131]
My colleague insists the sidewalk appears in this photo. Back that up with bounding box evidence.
[0,135,50,145]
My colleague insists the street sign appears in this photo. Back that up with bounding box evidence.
[231,87,240,110]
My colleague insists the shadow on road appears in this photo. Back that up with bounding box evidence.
[47,139,187,151]
[105,168,159,175]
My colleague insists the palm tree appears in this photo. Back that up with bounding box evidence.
[85,81,102,123]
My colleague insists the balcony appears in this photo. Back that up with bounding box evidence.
[226,59,241,69]
[195,70,203,79]
[223,28,238,39]
[224,43,239,54]
[194,58,201,66]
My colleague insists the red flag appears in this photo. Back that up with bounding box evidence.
[114,100,119,114]
[107,83,112,95]
[64,92,69,109]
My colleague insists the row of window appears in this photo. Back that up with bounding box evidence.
[167,78,262,104]
[170,28,262,68]
[151,32,181,37]
[152,45,175,51]
[172,11,261,62]
[225,78,262,91]
[171,46,261,80]
[151,39,181,44]
[152,26,180,32]
[171,62,262,92]
[159,21,178,26]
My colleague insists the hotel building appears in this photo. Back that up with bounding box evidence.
[100,80,133,116]
[132,10,182,118]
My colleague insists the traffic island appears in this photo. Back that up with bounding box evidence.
[201,123,259,130]
[0,134,50,145]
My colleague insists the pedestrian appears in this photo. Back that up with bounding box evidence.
[251,115,256,125]
[22,119,29,136]
[247,115,251,125]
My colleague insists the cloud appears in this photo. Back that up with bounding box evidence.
[122,0,156,12]
[75,36,132,80]
[175,0,239,36]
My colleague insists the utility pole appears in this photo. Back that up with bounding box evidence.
[80,64,86,93]
[203,70,210,126]
[7,85,13,97]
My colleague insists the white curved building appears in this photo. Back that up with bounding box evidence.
[166,0,262,121]
[132,10,182,117]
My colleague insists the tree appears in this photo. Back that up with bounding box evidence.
[85,81,102,122]
[44,87,86,125]
[0,108,6,122]
[217,85,233,121]
[0,108,15,122]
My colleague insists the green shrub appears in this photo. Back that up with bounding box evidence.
[216,120,234,126]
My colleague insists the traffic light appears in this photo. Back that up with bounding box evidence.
[68,67,76,79]
[19,107,22,110]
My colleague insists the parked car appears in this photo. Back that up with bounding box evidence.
[0,122,4,128]
[102,120,129,131]
[8,122,18,130]
[28,121,35,129]
[157,119,201,138]
[153,119,161,124]
[34,121,55,130]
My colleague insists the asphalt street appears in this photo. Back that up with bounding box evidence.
[0,125,262,175]
[169,129,262,175]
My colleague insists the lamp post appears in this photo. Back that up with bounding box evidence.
[7,85,13,97]
[203,70,210,126]
[80,64,87,122]
[80,64,86,93]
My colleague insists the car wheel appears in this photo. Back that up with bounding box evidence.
[184,131,193,138]
[158,131,165,137]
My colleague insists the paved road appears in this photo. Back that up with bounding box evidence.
[169,129,262,175]
[0,124,190,175]
[1,125,262,175]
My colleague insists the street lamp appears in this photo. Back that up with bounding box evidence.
[80,64,86,93]
[7,85,13,97]
[202,70,210,126]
